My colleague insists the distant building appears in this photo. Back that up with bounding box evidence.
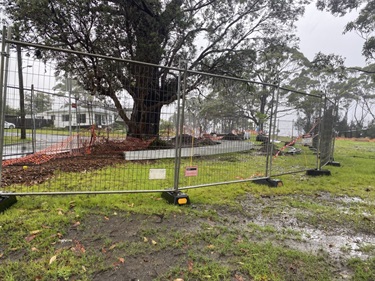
[41,104,118,128]
[5,114,53,129]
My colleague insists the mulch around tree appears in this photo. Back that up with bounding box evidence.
[1,135,220,187]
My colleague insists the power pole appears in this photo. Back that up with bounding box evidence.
[17,45,26,139]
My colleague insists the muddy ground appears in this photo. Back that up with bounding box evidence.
[56,193,374,280]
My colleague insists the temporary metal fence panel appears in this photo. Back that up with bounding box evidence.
[174,73,271,189]
[319,97,336,168]
[270,119,317,176]
[1,37,327,196]
[269,89,322,177]
[1,41,181,195]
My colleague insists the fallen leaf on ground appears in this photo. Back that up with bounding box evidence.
[71,240,86,253]
[188,260,193,272]
[25,234,37,242]
[49,255,57,265]
[113,257,125,267]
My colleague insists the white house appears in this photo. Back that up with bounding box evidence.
[42,104,118,128]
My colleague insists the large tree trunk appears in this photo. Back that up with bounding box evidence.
[128,95,163,139]
[126,65,167,138]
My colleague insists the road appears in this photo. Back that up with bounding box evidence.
[2,132,81,160]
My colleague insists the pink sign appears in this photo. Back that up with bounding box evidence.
[185,166,198,177]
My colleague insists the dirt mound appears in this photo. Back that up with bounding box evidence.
[91,137,156,155]
[0,135,220,187]
[221,133,243,140]
[170,134,198,144]
[1,136,156,187]
[1,155,125,187]
[197,138,220,146]
[147,138,175,150]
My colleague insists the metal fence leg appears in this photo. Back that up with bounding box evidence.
[162,60,190,205]
[0,26,18,211]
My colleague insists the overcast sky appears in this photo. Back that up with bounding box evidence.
[296,3,367,67]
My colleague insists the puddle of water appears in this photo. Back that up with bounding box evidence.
[245,214,375,261]
[339,196,366,204]
[237,195,375,261]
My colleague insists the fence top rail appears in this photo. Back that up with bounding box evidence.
[5,38,321,99]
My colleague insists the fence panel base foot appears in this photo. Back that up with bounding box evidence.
[162,190,190,205]
[306,169,331,176]
[253,178,283,187]
[0,194,17,212]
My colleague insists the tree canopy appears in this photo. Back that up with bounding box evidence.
[4,0,309,137]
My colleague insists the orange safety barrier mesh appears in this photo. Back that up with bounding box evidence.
[2,134,92,167]
[274,121,320,158]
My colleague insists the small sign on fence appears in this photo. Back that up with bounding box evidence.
[302,134,313,146]
[185,166,198,177]
[149,169,166,180]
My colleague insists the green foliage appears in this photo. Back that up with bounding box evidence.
[3,0,309,136]
[24,92,52,114]
[4,105,20,116]
[159,119,175,137]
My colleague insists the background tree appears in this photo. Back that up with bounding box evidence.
[352,64,375,121]
[24,92,52,115]
[249,37,309,131]
[194,37,309,134]
[308,52,375,134]
[4,0,309,138]
[159,119,175,139]
[4,105,20,116]
[288,52,353,134]
[195,85,256,134]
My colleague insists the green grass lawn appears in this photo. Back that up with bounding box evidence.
[0,138,374,280]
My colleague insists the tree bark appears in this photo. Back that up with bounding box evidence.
[128,97,162,138]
